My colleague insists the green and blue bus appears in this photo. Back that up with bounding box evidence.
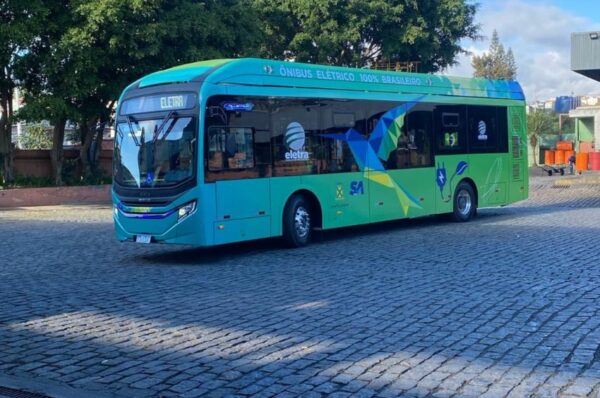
[112,58,527,247]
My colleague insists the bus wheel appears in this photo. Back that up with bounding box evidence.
[283,195,312,247]
[452,182,476,222]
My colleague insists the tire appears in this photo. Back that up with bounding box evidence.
[451,181,476,222]
[282,195,312,248]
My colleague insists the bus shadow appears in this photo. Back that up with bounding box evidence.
[137,237,281,265]
[136,199,599,267]
[137,212,510,266]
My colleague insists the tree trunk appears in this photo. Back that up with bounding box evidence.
[0,87,14,185]
[51,118,66,186]
[529,135,538,167]
[79,118,93,179]
[0,118,9,185]
[93,120,106,175]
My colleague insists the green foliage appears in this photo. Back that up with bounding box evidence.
[19,125,53,150]
[0,1,48,113]
[6,175,54,188]
[19,0,262,112]
[561,117,575,135]
[253,0,480,71]
[472,30,517,80]
[527,109,557,149]
[0,1,49,183]
[3,173,111,189]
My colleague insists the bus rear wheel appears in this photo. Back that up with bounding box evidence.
[452,182,476,222]
[283,195,312,247]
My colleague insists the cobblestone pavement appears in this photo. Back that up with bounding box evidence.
[2,175,600,398]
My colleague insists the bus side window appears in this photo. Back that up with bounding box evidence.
[435,105,466,154]
[468,105,498,153]
[364,101,398,169]
[405,109,434,168]
[207,126,255,171]
[205,96,272,181]
[497,107,509,153]
[320,100,363,173]
[271,99,319,176]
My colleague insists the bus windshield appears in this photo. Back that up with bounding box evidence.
[114,116,196,188]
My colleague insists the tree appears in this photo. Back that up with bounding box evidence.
[19,125,53,150]
[0,1,46,184]
[62,0,262,178]
[16,1,75,185]
[17,0,262,184]
[472,30,517,80]
[253,0,480,72]
[527,109,556,166]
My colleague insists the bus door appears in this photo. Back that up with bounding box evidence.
[206,125,272,245]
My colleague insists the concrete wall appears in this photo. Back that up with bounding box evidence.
[569,107,600,151]
[577,118,595,142]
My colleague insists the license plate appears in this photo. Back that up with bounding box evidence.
[135,234,152,244]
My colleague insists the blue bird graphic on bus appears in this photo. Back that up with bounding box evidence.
[323,96,425,216]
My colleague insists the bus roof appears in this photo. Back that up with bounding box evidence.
[135,58,525,101]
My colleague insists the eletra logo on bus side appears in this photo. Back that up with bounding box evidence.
[284,122,309,161]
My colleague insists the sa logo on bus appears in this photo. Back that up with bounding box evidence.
[350,181,364,196]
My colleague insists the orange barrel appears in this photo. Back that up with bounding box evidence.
[556,141,573,151]
[564,150,575,163]
[555,150,565,165]
[576,152,589,171]
[544,150,555,165]
[590,152,600,171]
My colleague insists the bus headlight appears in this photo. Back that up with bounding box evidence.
[178,201,196,221]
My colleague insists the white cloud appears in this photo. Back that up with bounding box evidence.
[444,0,600,102]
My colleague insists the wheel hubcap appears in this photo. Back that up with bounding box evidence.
[294,206,310,238]
[457,189,472,216]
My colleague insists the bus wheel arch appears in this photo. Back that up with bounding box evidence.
[460,178,478,208]
[282,190,322,247]
[452,178,478,222]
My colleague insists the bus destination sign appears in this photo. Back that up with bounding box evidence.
[120,93,196,115]
[160,95,185,110]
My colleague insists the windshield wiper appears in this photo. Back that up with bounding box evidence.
[125,115,141,146]
[152,111,178,144]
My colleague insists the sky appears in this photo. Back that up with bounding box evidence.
[444,0,600,103]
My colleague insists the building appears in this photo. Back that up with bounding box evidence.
[570,31,600,152]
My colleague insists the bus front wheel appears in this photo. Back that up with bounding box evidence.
[283,195,312,247]
[452,182,476,222]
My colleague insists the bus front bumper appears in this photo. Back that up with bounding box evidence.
[113,200,205,246]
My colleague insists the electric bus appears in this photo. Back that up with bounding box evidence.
[113,58,527,247]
